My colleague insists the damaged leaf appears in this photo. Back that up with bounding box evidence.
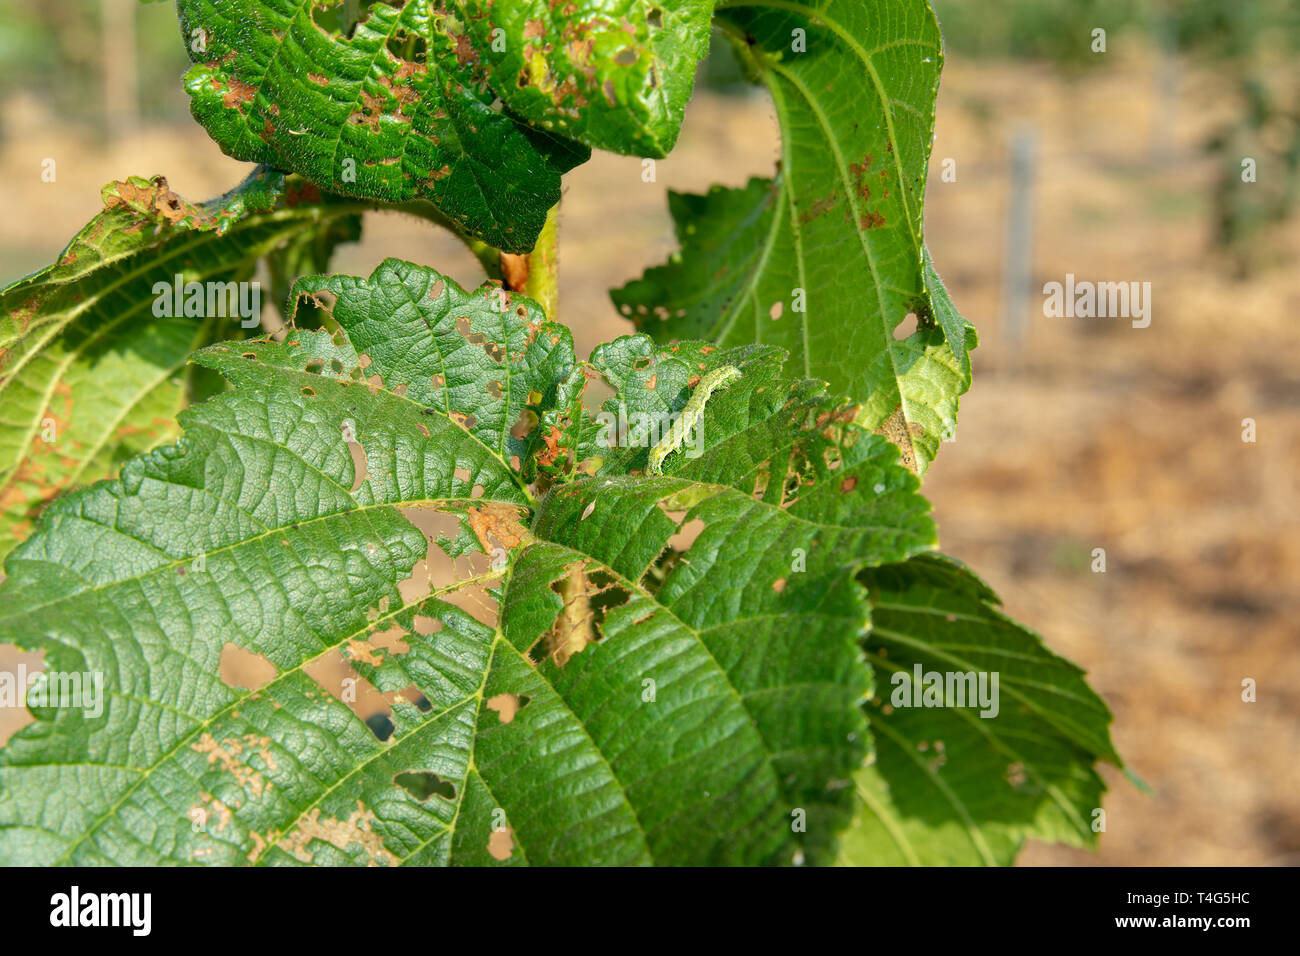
[457,0,716,156]
[177,0,590,252]
[612,0,974,473]
[839,555,1121,866]
[0,261,932,865]
[0,168,359,560]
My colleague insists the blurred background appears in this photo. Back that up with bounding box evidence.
[1,0,1297,864]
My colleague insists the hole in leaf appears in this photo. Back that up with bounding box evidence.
[532,564,631,666]
[393,770,455,801]
[667,516,705,552]
[441,583,500,629]
[385,31,428,63]
[412,614,442,636]
[893,312,918,340]
[304,650,393,740]
[218,642,277,691]
[344,430,368,493]
[486,692,531,723]
[368,624,410,656]
[0,644,43,746]
[366,712,395,741]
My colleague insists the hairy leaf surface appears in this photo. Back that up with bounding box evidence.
[838,555,1120,865]
[0,169,358,560]
[613,0,973,473]
[0,260,935,865]
[458,0,715,156]
[177,0,596,251]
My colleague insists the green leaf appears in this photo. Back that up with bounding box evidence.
[837,554,1120,866]
[0,260,936,865]
[264,212,364,326]
[0,169,358,561]
[457,0,715,156]
[612,0,974,473]
[177,0,589,252]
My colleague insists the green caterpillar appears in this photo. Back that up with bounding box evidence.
[646,365,742,475]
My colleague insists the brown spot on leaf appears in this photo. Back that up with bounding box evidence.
[535,424,565,469]
[466,502,530,554]
[281,802,398,866]
[850,156,874,199]
[873,406,920,473]
[191,733,271,798]
[799,193,836,224]
[103,175,216,228]
[222,77,258,110]
[451,30,480,67]
[345,638,384,667]
[378,73,421,114]
[351,90,387,132]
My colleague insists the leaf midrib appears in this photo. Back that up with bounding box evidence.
[43,569,505,865]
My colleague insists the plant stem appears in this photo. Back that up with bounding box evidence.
[522,203,560,320]
[462,236,504,281]
[383,196,557,312]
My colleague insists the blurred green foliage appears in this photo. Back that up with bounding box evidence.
[932,0,1146,64]
[3,0,1297,269]
[930,0,1300,62]
[927,0,1300,274]
[0,0,193,130]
